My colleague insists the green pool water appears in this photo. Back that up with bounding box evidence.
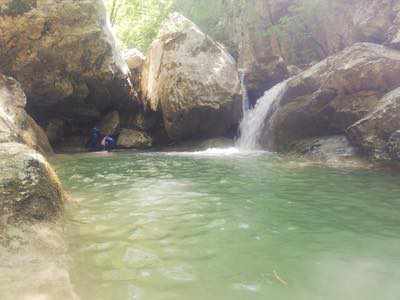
[53,149,400,300]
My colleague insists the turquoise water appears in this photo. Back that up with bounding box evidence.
[53,149,400,300]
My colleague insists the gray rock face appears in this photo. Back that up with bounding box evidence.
[0,73,64,224]
[117,129,152,149]
[0,0,134,130]
[263,43,400,152]
[141,13,242,142]
[347,87,400,161]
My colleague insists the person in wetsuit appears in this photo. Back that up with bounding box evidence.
[89,127,100,151]
[101,135,116,152]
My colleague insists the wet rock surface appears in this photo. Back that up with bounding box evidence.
[347,87,400,161]
[289,135,357,162]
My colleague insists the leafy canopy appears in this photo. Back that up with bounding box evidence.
[105,0,227,52]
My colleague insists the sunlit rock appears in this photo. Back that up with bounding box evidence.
[141,12,242,141]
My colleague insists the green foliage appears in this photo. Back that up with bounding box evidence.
[105,0,228,52]
[106,0,336,64]
[172,0,226,41]
[105,0,174,51]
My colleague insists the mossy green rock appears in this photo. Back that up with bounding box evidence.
[0,142,64,224]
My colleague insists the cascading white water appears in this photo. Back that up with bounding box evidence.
[239,70,250,114]
[236,81,288,150]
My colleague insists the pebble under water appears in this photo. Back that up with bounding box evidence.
[51,149,400,300]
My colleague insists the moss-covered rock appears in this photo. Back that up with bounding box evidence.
[0,143,64,224]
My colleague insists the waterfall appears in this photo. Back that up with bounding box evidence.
[239,70,250,114]
[236,81,288,150]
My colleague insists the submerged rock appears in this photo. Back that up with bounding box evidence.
[141,12,242,142]
[0,0,134,130]
[289,135,357,161]
[0,223,79,299]
[263,43,400,152]
[117,129,152,149]
[347,87,400,161]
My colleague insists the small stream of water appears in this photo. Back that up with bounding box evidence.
[237,81,288,150]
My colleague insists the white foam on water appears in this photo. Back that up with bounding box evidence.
[164,147,269,158]
[233,283,260,293]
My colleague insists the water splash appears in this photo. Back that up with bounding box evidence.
[237,81,288,150]
[164,147,268,157]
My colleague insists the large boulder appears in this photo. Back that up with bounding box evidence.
[0,74,64,224]
[261,43,400,151]
[0,0,134,129]
[117,129,152,149]
[141,12,242,141]
[347,87,400,161]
